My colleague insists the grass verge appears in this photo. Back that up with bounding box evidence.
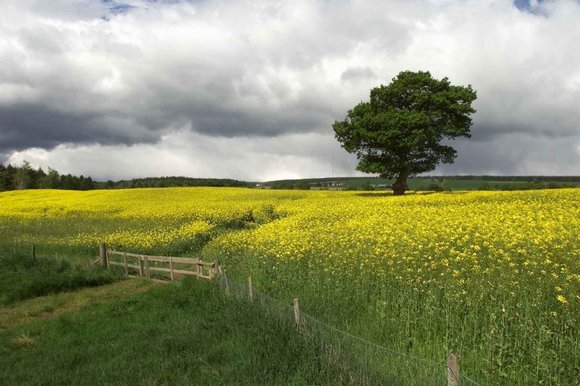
[0,255,121,306]
[0,279,155,330]
[0,278,344,386]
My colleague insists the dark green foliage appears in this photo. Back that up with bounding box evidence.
[333,71,477,195]
[14,161,35,190]
[59,173,95,190]
[271,181,312,190]
[0,255,120,306]
[0,162,252,192]
[0,279,343,385]
[39,168,60,189]
[111,176,253,189]
[0,162,96,191]
[0,164,10,190]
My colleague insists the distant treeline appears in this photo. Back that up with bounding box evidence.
[1,161,578,192]
[0,162,96,191]
[0,162,252,192]
[108,177,252,189]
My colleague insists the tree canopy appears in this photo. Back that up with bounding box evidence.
[0,161,96,191]
[333,70,477,195]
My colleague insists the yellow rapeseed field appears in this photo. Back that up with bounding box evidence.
[0,187,578,384]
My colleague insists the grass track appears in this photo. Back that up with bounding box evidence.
[0,255,121,306]
[0,278,344,386]
[0,279,155,330]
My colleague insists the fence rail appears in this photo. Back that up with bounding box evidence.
[99,243,219,281]
[97,243,479,385]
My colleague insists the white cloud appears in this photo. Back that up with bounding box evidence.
[8,130,361,181]
[1,0,579,178]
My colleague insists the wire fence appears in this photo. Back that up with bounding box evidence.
[219,273,482,386]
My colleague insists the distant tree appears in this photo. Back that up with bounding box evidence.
[294,182,311,190]
[80,176,95,190]
[14,161,35,190]
[41,167,61,189]
[31,167,46,189]
[77,175,88,190]
[0,164,9,191]
[59,174,77,190]
[333,71,477,195]
[5,165,17,190]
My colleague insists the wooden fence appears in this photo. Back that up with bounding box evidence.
[99,243,220,282]
[227,276,466,386]
[97,243,465,385]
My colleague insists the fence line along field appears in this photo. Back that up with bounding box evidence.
[1,187,578,384]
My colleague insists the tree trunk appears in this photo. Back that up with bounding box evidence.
[392,168,409,196]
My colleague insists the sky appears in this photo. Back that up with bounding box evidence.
[0,0,579,181]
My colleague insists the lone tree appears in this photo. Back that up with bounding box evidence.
[333,71,477,195]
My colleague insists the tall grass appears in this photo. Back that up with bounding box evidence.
[0,278,344,385]
[0,255,120,306]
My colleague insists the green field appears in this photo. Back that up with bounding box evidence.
[266,176,580,191]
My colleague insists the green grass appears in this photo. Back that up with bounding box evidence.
[0,255,121,306]
[0,278,344,386]
[0,279,156,330]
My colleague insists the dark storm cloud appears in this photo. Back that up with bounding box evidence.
[1,0,579,178]
[0,0,414,155]
[437,133,580,176]
[0,104,158,152]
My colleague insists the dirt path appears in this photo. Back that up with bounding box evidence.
[0,279,158,330]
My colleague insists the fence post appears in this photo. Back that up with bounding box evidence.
[196,259,201,280]
[223,271,230,296]
[31,245,36,261]
[447,352,460,386]
[248,276,253,302]
[169,256,174,281]
[138,255,144,277]
[99,243,107,268]
[293,298,304,333]
[123,252,128,276]
[144,255,150,278]
[210,261,219,279]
